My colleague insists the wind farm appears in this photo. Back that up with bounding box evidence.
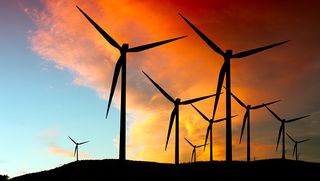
[179,13,289,162]
[1,1,320,180]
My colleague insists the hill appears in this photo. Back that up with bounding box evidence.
[9,159,320,180]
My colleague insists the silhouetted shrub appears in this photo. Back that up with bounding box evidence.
[0,175,8,181]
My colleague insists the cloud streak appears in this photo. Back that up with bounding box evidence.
[48,146,90,159]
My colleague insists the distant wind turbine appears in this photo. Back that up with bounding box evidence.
[286,132,310,161]
[184,137,206,162]
[191,104,237,162]
[227,87,280,162]
[143,71,216,164]
[265,105,310,159]
[77,6,186,161]
[68,136,89,161]
[179,13,289,161]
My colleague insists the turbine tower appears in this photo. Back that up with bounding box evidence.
[77,6,186,160]
[179,13,289,161]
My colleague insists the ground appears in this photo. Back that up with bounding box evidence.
[9,159,320,180]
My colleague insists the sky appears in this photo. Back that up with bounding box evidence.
[1,0,320,178]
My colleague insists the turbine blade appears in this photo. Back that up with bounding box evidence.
[180,94,216,105]
[79,141,89,145]
[262,99,281,106]
[276,123,284,151]
[76,6,121,50]
[142,71,174,103]
[251,104,264,110]
[286,115,310,123]
[265,105,282,122]
[212,63,226,119]
[214,117,227,123]
[293,144,297,156]
[68,136,77,144]
[165,106,177,150]
[197,144,207,148]
[298,139,310,143]
[179,13,225,56]
[239,111,248,144]
[184,137,194,147]
[286,132,296,142]
[106,56,122,118]
[191,104,210,122]
[214,115,237,123]
[128,36,187,52]
[204,124,211,151]
[231,40,290,58]
[225,87,246,108]
[251,100,281,110]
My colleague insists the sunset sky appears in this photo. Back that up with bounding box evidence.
[1,0,320,178]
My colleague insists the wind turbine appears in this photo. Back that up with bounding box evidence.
[286,132,310,161]
[184,137,206,162]
[68,136,89,161]
[77,6,186,161]
[179,13,289,161]
[264,105,310,159]
[143,71,216,164]
[228,88,280,161]
[191,104,237,162]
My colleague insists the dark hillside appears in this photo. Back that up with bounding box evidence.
[9,159,320,180]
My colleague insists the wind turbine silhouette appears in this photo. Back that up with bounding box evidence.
[264,105,310,159]
[191,104,237,162]
[68,136,89,161]
[227,88,280,162]
[179,13,289,161]
[286,132,310,161]
[143,71,216,164]
[77,6,186,161]
[184,137,206,162]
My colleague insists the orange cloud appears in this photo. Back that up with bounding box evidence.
[26,0,320,163]
[48,146,90,159]
[48,146,73,157]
